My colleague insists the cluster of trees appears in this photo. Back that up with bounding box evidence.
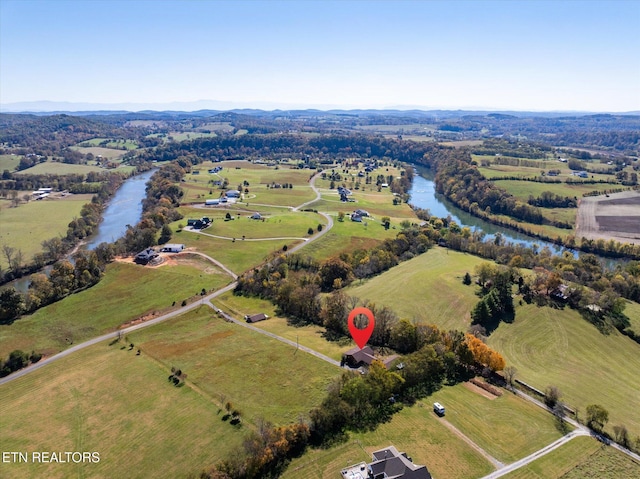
[527,191,577,208]
[0,349,42,377]
[470,264,515,332]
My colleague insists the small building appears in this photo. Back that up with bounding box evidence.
[343,346,376,368]
[355,209,370,217]
[160,244,185,253]
[250,212,262,220]
[134,248,159,265]
[226,189,241,198]
[245,313,269,323]
[351,213,363,222]
[205,198,220,206]
[381,183,389,188]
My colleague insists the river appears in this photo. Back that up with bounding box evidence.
[408,170,570,255]
[9,169,155,292]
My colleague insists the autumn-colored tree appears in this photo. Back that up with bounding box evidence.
[465,333,505,371]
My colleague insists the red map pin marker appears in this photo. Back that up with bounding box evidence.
[348,307,375,349]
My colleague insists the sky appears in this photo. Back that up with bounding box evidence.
[1,0,639,112]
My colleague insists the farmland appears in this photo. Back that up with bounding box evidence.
[0,340,245,479]
[0,194,92,269]
[0,259,233,358]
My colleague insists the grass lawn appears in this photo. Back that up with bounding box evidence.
[70,145,128,160]
[178,206,325,239]
[493,179,619,201]
[284,400,494,479]
[13,161,134,175]
[0,194,93,269]
[488,302,640,440]
[346,247,487,330]
[501,435,640,479]
[0,260,233,358]
[0,154,21,171]
[429,383,564,463]
[171,228,301,274]
[213,291,349,361]
[128,306,341,424]
[0,341,244,479]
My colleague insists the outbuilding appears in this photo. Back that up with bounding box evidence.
[160,244,185,253]
[245,313,269,323]
[225,189,241,198]
[205,199,220,206]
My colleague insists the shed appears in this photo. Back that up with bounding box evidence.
[250,212,262,220]
[245,313,269,323]
[205,199,220,206]
[160,244,185,253]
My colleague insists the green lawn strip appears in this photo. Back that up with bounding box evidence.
[346,247,486,330]
[488,302,640,440]
[70,145,128,159]
[0,195,93,269]
[128,306,340,425]
[625,300,640,332]
[284,401,494,479]
[0,341,242,479]
[0,261,231,358]
[494,180,617,201]
[171,229,299,274]
[429,384,564,463]
[14,161,134,175]
[213,291,349,362]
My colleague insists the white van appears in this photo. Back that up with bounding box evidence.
[433,402,445,416]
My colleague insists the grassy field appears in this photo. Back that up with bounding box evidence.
[0,260,233,358]
[346,247,487,330]
[78,138,138,150]
[0,154,21,171]
[171,228,300,274]
[489,303,640,440]
[0,340,244,479]
[0,194,93,269]
[128,306,341,424]
[167,131,217,141]
[70,145,128,160]
[213,291,349,361]
[492,179,616,201]
[284,400,494,479]
[429,384,564,463]
[177,206,325,239]
[13,161,134,175]
[501,436,640,479]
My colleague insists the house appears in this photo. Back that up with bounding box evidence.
[225,189,241,198]
[351,213,363,222]
[160,243,185,253]
[250,212,262,220]
[245,313,269,323]
[550,283,570,301]
[134,248,159,265]
[343,346,376,368]
[572,171,589,178]
[341,446,431,479]
[187,217,211,229]
[355,209,370,217]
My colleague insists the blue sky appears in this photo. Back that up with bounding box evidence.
[1,0,639,111]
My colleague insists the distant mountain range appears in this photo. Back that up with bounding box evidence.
[1,100,639,118]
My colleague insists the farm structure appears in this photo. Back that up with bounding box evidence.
[160,244,185,253]
[341,445,432,479]
[245,313,269,323]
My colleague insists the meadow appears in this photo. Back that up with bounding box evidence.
[501,436,640,479]
[70,145,129,160]
[0,260,233,358]
[0,340,244,479]
[428,384,564,463]
[0,154,21,171]
[346,247,487,330]
[128,306,341,424]
[0,194,93,269]
[489,303,640,440]
[13,160,134,175]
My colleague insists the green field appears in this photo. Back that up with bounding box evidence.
[13,161,134,175]
[0,340,244,479]
[489,303,640,440]
[346,247,487,330]
[492,179,617,201]
[0,195,93,269]
[429,384,564,463]
[0,260,233,358]
[178,206,325,240]
[78,138,138,150]
[213,291,349,361]
[128,306,340,424]
[70,145,129,160]
[0,154,21,171]
[502,436,640,479]
[284,400,494,479]
[167,131,217,141]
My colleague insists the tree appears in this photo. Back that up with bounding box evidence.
[337,211,345,222]
[613,424,629,447]
[503,365,517,390]
[0,288,24,323]
[318,257,353,292]
[158,224,172,244]
[544,385,562,408]
[463,272,472,285]
[307,227,314,235]
[586,404,609,431]
[381,216,391,230]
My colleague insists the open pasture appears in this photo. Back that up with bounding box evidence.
[489,302,640,440]
[346,247,486,331]
[284,399,494,479]
[0,194,92,269]
[171,227,300,274]
[213,291,348,361]
[429,383,564,463]
[167,131,217,141]
[128,306,340,424]
[0,260,232,358]
[493,179,618,202]
[0,154,21,171]
[70,145,128,160]
[13,161,106,175]
[78,138,138,150]
[0,340,244,479]
[501,435,640,479]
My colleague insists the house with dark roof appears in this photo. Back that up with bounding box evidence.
[134,248,159,265]
[342,346,399,369]
[341,446,431,479]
